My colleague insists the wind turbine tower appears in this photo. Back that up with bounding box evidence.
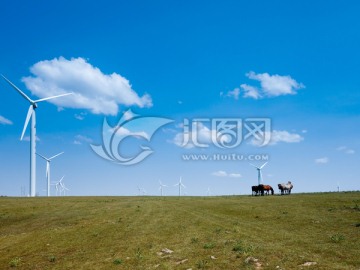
[174,177,186,196]
[37,152,64,196]
[159,180,167,196]
[2,75,72,197]
[250,162,268,185]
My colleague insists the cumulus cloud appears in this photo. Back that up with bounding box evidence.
[22,57,152,115]
[0,115,13,125]
[240,71,304,99]
[212,170,242,178]
[337,146,355,154]
[315,157,329,164]
[225,88,240,100]
[73,134,93,145]
[171,121,230,148]
[250,130,304,146]
[240,84,260,99]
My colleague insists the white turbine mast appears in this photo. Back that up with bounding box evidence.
[250,162,268,185]
[37,152,64,197]
[206,187,211,196]
[2,75,72,197]
[159,180,168,196]
[174,177,186,196]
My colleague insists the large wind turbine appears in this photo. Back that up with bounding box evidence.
[159,180,167,196]
[2,75,72,197]
[174,177,186,196]
[37,152,64,197]
[250,162,268,185]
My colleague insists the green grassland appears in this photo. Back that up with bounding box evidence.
[0,192,359,269]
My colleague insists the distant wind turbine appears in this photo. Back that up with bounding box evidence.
[174,177,186,196]
[52,176,65,196]
[250,162,268,185]
[206,187,211,196]
[137,185,142,196]
[2,75,72,197]
[37,152,64,197]
[159,180,167,196]
[60,179,69,196]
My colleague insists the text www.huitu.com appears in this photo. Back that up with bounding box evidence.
[181,153,269,162]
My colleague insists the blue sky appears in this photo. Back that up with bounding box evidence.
[0,0,359,196]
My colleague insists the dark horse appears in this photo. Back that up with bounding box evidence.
[252,185,262,196]
[252,184,274,196]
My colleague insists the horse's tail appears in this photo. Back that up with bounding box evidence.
[270,187,274,195]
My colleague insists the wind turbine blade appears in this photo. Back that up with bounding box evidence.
[20,105,33,140]
[249,163,259,169]
[35,92,73,103]
[36,152,48,161]
[1,75,33,102]
[259,162,268,169]
[49,151,64,160]
[59,176,65,182]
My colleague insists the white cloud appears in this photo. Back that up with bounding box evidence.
[122,109,138,121]
[212,171,242,178]
[250,130,304,146]
[73,134,93,145]
[171,122,229,148]
[226,88,240,100]
[228,173,242,178]
[240,84,260,99]
[240,71,304,99]
[337,146,355,154]
[112,126,149,140]
[212,170,227,177]
[315,157,329,164]
[0,115,13,125]
[22,57,152,115]
[74,112,87,120]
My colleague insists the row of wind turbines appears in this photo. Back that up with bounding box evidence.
[138,177,213,196]
[2,75,71,197]
[137,162,268,197]
[138,162,266,197]
[138,178,187,196]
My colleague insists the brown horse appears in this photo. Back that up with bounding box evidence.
[258,184,274,195]
[252,184,274,196]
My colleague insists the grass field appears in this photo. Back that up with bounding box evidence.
[0,192,359,269]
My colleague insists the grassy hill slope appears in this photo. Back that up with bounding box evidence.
[0,192,359,269]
